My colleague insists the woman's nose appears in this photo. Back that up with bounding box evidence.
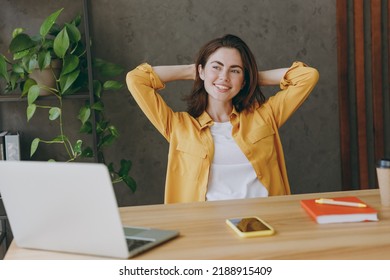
[219,69,229,81]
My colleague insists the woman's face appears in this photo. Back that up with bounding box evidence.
[198,47,245,105]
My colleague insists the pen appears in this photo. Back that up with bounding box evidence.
[315,198,367,208]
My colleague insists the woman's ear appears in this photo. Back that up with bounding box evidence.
[198,64,205,80]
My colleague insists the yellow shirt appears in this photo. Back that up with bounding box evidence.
[126,62,319,203]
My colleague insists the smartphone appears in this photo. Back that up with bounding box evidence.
[226,216,275,238]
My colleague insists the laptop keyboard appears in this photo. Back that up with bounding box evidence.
[126,239,153,251]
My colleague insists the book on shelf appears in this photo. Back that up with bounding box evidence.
[0,131,8,161]
[4,132,21,161]
[0,131,21,161]
[300,196,378,224]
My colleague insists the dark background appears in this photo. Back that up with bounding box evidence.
[1,0,341,206]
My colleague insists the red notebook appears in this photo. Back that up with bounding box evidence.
[300,196,378,224]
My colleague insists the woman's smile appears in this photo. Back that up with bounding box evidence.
[214,83,232,92]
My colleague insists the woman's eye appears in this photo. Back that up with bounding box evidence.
[231,69,241,74]
[212,65,221,70]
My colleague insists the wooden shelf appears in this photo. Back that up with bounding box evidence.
[1,0,98,162]
[0,93,90,102]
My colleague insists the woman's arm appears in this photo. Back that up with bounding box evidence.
[258,68,289,86]
[126,63,179,140]
[152,64,196,83]
[265,62,319,127]
[153,64,287,85]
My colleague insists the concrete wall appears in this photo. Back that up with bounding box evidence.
[0,0,341,206]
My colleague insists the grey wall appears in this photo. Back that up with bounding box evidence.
[1,0,341,206]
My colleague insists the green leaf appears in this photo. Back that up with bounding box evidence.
[61,54,79,76]
[48,23,61,36]
[22,78,37,97]
[12,28,24,38]
[49,107,61,120]
[0,55,9,83]
[123,175,137,192]
[61,84,82,96]
[37,51,51,70]
[53,28,69,58]
[40,8,64,37]
[65,23,81,43]
[30,138,40,157]
[9,33,35,54]
[119,159,132,177]
[59,69,80,94]
[13,49,31,60]
[81,147,94,158]
[91,101,104,111]
[27,56,39,72]
[99,134,116,147]
[71,41,85,57]
[52,135,66,142]
[12,63,25,74]
[42,38,54,50]
[108,125,119,138]
[103,80,124,91]
[27,104,37,121]
[27,85,40,105]
[78,106,91,125]
[93,58,124,77]
[96,120,108,134]
[9,72,20,90]
[79,121,92,134]
[73,140,83,155]
[71,14,82,27]
[93,80,102,98]
[107,162,114,173]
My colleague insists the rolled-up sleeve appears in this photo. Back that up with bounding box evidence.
[269,61,319,127]
[126,63,173,140]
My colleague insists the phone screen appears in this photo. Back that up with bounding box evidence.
[229,217,271,232]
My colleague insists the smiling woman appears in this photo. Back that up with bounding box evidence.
[126,34,319,204]
[198,47,246,122]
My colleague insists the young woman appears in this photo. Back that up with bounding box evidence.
[126,34,319,203]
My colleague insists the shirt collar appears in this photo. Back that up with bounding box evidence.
[197,107,240,129]
[230,107,239,118]
[197,111,213,129]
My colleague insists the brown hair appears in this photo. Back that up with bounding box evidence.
[186,34,265,118]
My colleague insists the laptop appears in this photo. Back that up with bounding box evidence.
[0,160,179,259]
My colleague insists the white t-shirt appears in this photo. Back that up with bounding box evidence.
[206,122,268,201]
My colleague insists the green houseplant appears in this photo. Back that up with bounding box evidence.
[0,8,136,192]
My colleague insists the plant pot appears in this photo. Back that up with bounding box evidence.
[29,59,62,96]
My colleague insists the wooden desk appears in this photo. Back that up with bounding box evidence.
[4,189,390,259]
